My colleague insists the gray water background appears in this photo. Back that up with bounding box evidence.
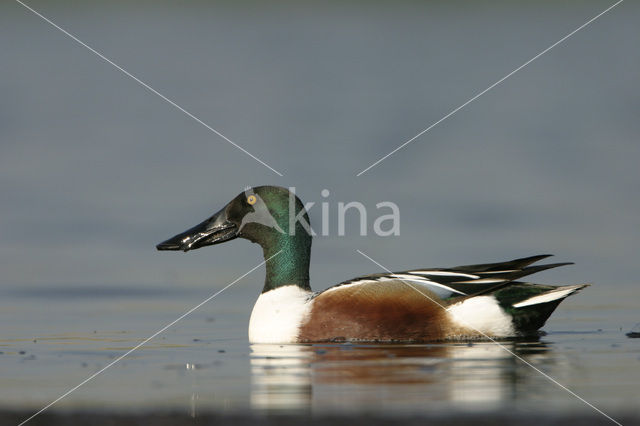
[1,0,639,419]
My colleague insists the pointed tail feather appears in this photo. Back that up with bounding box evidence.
[506,283,589,334]
[451,254,555,273]
[459,262,574,297]
[512,262,574,279]
[512,284,589,308]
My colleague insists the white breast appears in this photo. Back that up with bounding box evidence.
[248,285,313,344]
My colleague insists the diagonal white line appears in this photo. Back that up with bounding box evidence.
[356,249,622,426]
[15,0,284,177]
[356,0,624,176]
[17,250,281,426]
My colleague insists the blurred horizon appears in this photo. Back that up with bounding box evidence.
[1,0,638,296]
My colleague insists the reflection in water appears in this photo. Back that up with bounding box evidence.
[250,340,551,413]
[250,344,314,411]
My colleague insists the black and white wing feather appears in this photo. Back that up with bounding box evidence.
[328,254,572,300]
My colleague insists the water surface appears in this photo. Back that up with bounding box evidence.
[1,0,639,421]
[1,285,638,419]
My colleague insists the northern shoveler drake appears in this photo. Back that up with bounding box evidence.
[157,186,588,344]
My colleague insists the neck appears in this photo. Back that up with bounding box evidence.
[261,232,311,293]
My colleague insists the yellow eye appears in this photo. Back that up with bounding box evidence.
[247,195,257,205]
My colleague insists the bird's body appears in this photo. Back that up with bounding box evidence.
[157,186,588,344]
[247,255,587,343]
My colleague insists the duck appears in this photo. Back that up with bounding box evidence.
[156,185,588,344]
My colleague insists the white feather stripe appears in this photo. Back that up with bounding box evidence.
[321,279,380,293]
[324,275,467,298]
[512,286,583,308]
[455,278,506,284]
[389,274,433,282]
[408,270,479,279]
[389,277,467,297]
